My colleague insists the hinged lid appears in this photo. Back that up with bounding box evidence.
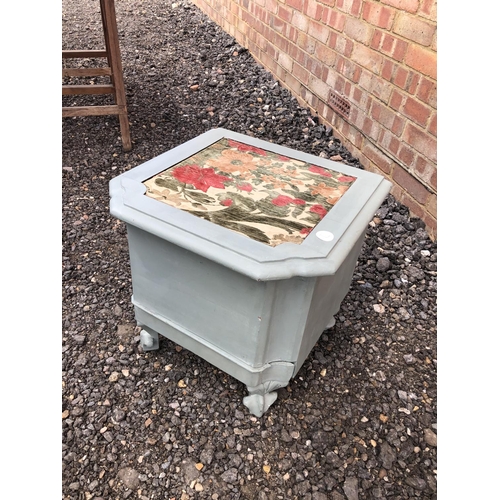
[142,136,357,247]
[110,128,392,280]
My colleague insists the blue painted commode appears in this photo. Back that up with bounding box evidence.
[109,128,392,416]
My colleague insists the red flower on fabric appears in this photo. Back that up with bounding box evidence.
[237,183,253,192]
[309,165,333,177]
[272,195,306,206]
[278,154,290,161]
[300,227,312,235]
[310,204,328,218]
[228,139,267,156]
[337,175,357,183]
[172,164,231,193]
[220,198,233,206]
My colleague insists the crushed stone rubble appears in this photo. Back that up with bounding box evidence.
[62,1,437,498]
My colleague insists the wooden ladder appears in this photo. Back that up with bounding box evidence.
[62,0,132,151]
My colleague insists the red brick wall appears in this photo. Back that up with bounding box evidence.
[191,0,437,239]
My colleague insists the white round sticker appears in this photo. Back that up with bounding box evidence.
[316,231,334,241]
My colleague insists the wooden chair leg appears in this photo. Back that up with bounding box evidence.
[100,0,131,151]
[63,0,132,151]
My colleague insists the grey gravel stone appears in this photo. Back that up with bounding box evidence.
[200,446,215,465]
[112,408,126,422]
[88,480,99,491]
[343,477,359,500]
[103,431,113,442]
[405,476,427,490]
[220,467,239,484]
[117,468,140,490]
[398,390,408,401]
[403,354,416,364]
[330,492,346,500]
[116,324,136,340]
[295,479,311,496]
[312,493,328,500]
[370,486,386,498]
[379,441,397,469]
[180,460,201,483]
[424,428,437,447]
[326,451,343,468]
[376,257,391,272]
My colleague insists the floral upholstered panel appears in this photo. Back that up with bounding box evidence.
[143,138,357,246]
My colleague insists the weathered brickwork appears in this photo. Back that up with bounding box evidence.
[191,0,437,239]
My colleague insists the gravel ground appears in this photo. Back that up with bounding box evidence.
[62,1,437,498]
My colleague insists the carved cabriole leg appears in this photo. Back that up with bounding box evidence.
[242,362,295,417]
[243,380,287,417]
[139,327,159,351]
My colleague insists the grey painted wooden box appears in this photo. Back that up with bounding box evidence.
[109,128,392,416]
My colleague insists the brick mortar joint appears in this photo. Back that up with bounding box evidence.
[330,106,437,195]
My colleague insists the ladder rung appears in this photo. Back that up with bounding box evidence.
[62,50,108,59]
[63,105,125,117]
[62,67,112,77]
[62,84,115,96]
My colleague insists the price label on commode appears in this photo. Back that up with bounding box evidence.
[316,231,334,242]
